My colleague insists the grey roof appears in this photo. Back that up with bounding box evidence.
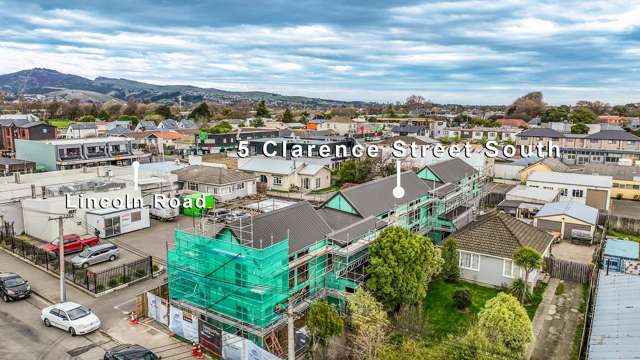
[497,199,524,209]
[451,211,554,258]
[316,207,364,231]
[329,172,433,217]
[586,130,640,141]
[0,157,35,165]
[159,119,179,129]
[238,157,300,175]
[136,121,157,131]
[178,119,198,129]
[510,156,542,166]
[299,164,327,176]
[327,216,383,245]
[391,125,426,133]
[528,157,570,172]
[583,163,640,181]
[535,201,598,225]
[378,135,432,146]
[588,270,640,360]
[107,125,130,136]
[172,165,257,185]
[527,171,613,188]
[517,128,564,138]
[69,122,97,130]
[224,201,332,254]
[423,157,477,184]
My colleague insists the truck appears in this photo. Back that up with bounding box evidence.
[40,234,99,255]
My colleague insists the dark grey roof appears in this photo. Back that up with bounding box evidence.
[583,163,640,181]
[451,212,553,258]
[517,128,564,138]
[431,182,458,197]
[136,121,157,130]
[160,119,179,129]
[423,158,477,184]
[586,130,640,141]
[0,158,35,165]
[497,199,524,209]
[107,126,130,136]
[327,216,384,245]
[391,125,426,133]
[178,119,198,129]
[225,201,332,254]
[378,135,432,146]
[0,118,33,127]
[316,207,363,230]
[173,165,257,185]
[331,172,433,217]
[17,121,49,128]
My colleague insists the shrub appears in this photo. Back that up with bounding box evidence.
[452,288,472,310]
[441,238,460,282]
[510,279,532,304]
[555,282,565,296]
[96,284,105,292]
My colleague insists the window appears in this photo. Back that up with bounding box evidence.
[608,140,615,144]
[503,259,515,278]
[543,186,553,190]
[315,178,321,188]
[273,176,283,185]
[459,251,480,271]
[131,211,141,222]
[559,188,568,196]
[626,141,634,145]
[297,263,308,284]
[188,182,198,191]
[590,139,599,144]
[572,189,584,198]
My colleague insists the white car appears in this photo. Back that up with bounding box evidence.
[41,302,101,336]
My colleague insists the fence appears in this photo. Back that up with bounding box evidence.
[0,223,153,294]
[605,214,640,234]
[544,257,593,284]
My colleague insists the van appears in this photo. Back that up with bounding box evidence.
[71,244,119,269]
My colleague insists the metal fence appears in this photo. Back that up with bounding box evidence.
[0,222,153,294]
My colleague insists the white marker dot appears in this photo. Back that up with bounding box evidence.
[393,186,405,199]
[132,161,140,169]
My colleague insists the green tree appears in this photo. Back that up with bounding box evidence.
[611,105,626,116]
[206,121,233,134]
[155,104,173,118]
[347,288,389,359]
[571,122,589,134]
[512,247,542,303]
[443,326,513,360]
[250,117,264,127]
[379,339,438,360]
[189,102,212,123]
[97,109,110,120]
[255,100,270,118]
[300,111,310,124]
[441,238,460,282]
[77,114,96,122]
[307,301,344,348]
[540,105,570,123]
[477,292,533,358]
[336,159,373,184]
[569,107,597,124]
[281,107,294,123]
[366,226,442,312]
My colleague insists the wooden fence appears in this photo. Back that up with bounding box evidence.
[544,257,594,284]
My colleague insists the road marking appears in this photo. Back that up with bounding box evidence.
[113,297,136,310]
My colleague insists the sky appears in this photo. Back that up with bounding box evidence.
[0,0,639,105]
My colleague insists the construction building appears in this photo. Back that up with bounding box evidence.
[166,157,483,357]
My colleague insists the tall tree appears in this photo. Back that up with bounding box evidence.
[512,247,542,303]
[366,226,442,312]
[571,123,589,134]
[347,287,390,360]
[281,107,294,123]
[576,100,610,115]
[505,92,545,120]
[540,105,570,123]
[307,301,344,355]
[441,238,460,282]
[255,100,270,118]
[155,104,173,118]
[569,107,597,124]
[476,292,533,358]
[189,102,212,123]
[123,97,138,116]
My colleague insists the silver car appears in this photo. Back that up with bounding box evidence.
[71,244,119,269]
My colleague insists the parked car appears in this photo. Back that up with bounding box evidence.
[104,344,160,360]
[40,234,99,255]
[223,210,249,222]
[206,208,229,223]
[71,243,119,269]
[0,272,31,302]
[41,302,101,336]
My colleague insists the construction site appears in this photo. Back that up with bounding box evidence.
[166,157,487,358]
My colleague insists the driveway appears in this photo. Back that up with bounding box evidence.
[550,241,595,264]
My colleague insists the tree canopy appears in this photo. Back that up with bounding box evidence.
[540,105,570,123]
[205,121,232,134]
[366,226,442,311]
[571,122,589,134]
[189,102,212,123]
[512,247,542,302]
[155,104,173,118]
[476,292,533,358]
[281,107,294,123]
[347,287,390,359]
[505,92,545,120]
[441,238,460,282]
[255,100,270,118]
[307,301,344,346]
[569,107,597,124]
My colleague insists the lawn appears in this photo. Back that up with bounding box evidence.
[422,280,499,341]
[607,229,640,242]
[47,119,71,128]
[525,282,547,319]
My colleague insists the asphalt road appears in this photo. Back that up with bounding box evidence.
[0,294,118,360]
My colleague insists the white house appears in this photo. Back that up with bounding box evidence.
[66,122,99,138]
[526,171,613,210]
[450,212,554,288]
[172,165,258,202]
[237,157,331,192]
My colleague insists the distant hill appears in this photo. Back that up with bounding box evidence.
[0,68,359,105]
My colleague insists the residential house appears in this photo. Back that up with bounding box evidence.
[497,118,528,128]
[134,121,158,132]
[582,163,640,200]
[518,157,570,183]
[14,137,150,171]
[526,171,613,210]
[178,119,198,130]
[493,156,541,184]
[0,117,56,154]
[534,201,598,241]
[449,211,554,287]
[247,137,356,169]
[516,128,640,165]
[158,119,179,130]
[106,121,131,131]
[316,116,373,136]
[446,126,521,142]
[391,125,427,136]
[429,120,448,138]
[497,185,560,220]
[66,122,99,139]
[598,115,625,125]
[196,129,279,153]
[107,125,131,137]
[238,157,331,192]
[306,118,325,130]
[172,165,257,202]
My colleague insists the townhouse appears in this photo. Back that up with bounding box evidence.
[0,115,56,154]
[516,128,640,165]
[65,122,99,138]
[446,126,522,142]
[196,129,279,153]
[246,136,356,169]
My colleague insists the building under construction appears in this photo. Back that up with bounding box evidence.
[167,157,483,357]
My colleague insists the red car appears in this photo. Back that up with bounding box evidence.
[40,234,99,255]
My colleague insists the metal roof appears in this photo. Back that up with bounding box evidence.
[238,157,301,175]
[316,207,363,230]
[583,163,640,181]
[535,201,598,225]
[527,171,613,188]
[327,216,383,245]
[586,130,640,141]
[173,165,257,185]
[517,127,564,138]
[604,239,640,260]
[423,157,477,184]
[298,164,326,176]
[588,270,640,360]
[507,185,559,203]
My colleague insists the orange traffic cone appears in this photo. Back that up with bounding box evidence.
[129,311,138,325]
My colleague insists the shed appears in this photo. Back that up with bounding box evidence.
[603,239,640,272]
[533,201,598,241]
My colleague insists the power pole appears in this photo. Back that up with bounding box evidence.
[287,301,295,360]
[49,212,74,302]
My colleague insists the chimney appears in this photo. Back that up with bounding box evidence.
[14,172,20,184]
